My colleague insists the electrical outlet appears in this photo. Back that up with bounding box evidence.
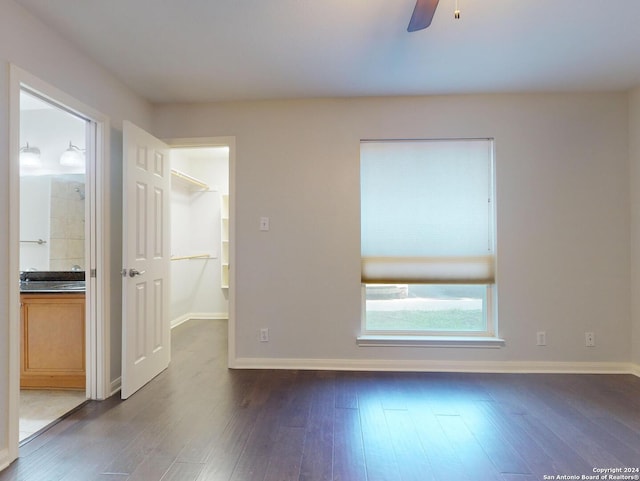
[585,332,595,347]
[260,328,269,342]
[536,331,546,346]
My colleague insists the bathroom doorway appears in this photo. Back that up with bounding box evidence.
[9,66,110,460]
[17,89,90,442]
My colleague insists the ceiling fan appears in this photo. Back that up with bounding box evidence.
[407,0,443,32]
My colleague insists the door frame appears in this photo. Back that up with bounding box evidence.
[164,137,236,366]
[7,65,111,460]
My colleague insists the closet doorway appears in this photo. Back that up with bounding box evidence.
[120,126,235,399]
[168,142,233,351]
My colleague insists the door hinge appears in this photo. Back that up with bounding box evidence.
[90,268,97,278]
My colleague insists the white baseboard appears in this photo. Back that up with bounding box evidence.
[171,312,228,329]
[171,313,192,329]
[0,448,11,472]
[231,357,636,375]
[110,377,121,397]
[631,363,640,378]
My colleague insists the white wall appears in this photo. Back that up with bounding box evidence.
[0,0,636,471]
[19,176,51,270]
[154,93,631,368]
[19,107,86,271]
[630,86,640,369]
[170,149,229,323]
[0,0,152,468]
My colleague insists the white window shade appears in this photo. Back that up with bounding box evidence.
[361,256,494,284]
[361,139,494,284]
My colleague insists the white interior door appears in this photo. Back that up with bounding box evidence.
[121,121,171,399]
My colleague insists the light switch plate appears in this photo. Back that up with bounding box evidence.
[260,216,270,231]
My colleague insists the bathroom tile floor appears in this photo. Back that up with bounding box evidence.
[19,390,86,442]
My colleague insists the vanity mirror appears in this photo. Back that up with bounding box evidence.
[20,90,86,272]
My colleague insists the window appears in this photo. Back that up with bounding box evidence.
[360,139,497,341]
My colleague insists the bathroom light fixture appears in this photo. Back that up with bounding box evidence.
[19,142,41,167]
[59,141,85,167]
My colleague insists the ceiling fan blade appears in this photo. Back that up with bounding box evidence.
[407,0,440,32]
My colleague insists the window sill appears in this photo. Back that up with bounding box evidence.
[356,335,505,348]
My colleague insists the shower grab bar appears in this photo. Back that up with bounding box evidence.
[20,239,47,245]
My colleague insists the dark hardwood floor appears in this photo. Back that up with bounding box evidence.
[2,319,639,481]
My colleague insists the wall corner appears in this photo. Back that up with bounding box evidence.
[629,86,640,366]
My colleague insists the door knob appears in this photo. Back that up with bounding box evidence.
[128,268,146,277]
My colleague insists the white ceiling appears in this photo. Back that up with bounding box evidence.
[14,0,640,104]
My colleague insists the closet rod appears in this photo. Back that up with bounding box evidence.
[171,254,213,261]
[170,168,209,190]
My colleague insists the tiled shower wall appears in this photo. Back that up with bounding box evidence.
[49,177,84,271]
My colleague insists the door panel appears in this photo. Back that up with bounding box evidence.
[122,121,171,399]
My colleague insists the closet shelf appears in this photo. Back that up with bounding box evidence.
[221,193,229,289]
[171,168,209,190]
[171,254,213,261]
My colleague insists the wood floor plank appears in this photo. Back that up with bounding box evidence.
[334,373,359,409]
[100,402,186,475]
[456,402,531,475]
[228,371,292,481]
[501,475,538,481]
[513,412,593,475]
[477,401,560,477]
[419,374,464,416]
[543,374,640,459]
[125,454,174,481]
[263,426,306,481]
[408,404,472,481]
[91,475,129,481]
[333,408,366,481]
[195,400,261,481]
[383,409,435,481]
[280,371,315,429]
[376,373,408,411]
[159,461,204,481]
[589,415,640,454]
[3,320,640,481]
[299,374,335,481]
[514,375,634,469]
[437,414,503,481]
[357,380,401,481]
[174,407,231,464]
[482,374,613,474]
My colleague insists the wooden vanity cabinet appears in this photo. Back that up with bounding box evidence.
[20,293,86,390]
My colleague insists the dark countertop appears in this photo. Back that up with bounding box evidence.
[20,271,86,293]
[20,281,86,293]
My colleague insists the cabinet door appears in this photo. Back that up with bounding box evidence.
[21,294,86,389]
